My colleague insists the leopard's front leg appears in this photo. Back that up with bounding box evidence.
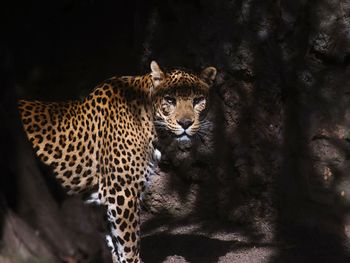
[105,187,141,263]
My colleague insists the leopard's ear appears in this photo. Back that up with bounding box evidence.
[150,61,165,88]
[200,66,217,86]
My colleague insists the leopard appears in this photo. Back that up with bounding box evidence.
[17,61,217,263]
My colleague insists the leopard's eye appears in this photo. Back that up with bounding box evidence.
[193,96,205,106]
[164,95,176,105]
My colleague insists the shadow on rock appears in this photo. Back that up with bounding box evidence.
[141,233,234,263]
[269,222,350,263]
[141,233,275,263]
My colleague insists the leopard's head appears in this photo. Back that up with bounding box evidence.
[150,61,217,141]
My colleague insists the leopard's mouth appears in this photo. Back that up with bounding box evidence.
[175,132,191,141]
[154,124,193,141]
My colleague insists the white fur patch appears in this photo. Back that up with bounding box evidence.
[106,235,122,263]
[106,234,115,251]
[153,148,162,163]
[85,191,101,205]
[177,135,190,142]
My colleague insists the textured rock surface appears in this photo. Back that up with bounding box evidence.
[1,0,350,262]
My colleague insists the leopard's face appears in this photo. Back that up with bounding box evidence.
[150,62,217,141]
[154,90,209,140]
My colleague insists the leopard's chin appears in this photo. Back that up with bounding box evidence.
[176,134,191,142]
[173,130,193,142]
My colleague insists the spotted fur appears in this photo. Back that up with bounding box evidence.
[18,61,216,263]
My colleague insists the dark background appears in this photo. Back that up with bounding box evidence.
[1,0,350,262]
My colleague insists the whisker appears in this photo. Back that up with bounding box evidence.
[197,129,210,137]
[195,132,205,144]
[199,121,212,127]
[154,121,166,125]
[199,124,212,129]
[200,123,212,127]
[154,123,166,126]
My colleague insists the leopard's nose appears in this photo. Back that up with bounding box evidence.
[177,119,194,129]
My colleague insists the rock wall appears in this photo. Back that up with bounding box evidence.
[1,0,350,261]
[141,0,350,241]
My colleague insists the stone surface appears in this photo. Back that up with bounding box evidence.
[2,0,350,262]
